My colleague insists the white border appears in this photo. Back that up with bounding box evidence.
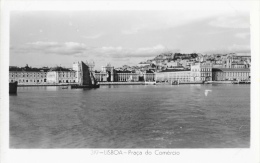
[1,1,259,163]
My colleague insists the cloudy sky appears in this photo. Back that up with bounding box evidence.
[10,7,250,69]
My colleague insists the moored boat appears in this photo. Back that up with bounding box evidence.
[171,80,179,85]
[9,81,18,94]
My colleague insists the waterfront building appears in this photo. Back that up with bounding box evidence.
[9,65,48,84]
[72,62,81,83]
[72,61,97,84]
[190,62,212,81]
[94,71,108,82]
[114,70,139,82]
[101,63,115,82]
[95,63,155,82]
[155,63,212,82]
[46,67,76,84]
[93,63,115,82]
[212,68,250,81]
[155,69,191,82]
[143,70,155,81]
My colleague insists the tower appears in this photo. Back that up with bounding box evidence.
[226,56,233,68]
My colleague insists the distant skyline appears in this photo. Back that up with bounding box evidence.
[10,7,250,70]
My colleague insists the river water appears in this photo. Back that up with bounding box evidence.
[9,84,250,148]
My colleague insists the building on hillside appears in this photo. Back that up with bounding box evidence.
[231,63,247,69]
[166,61,181,67]
[212,68,250,81]
[213,64,224,68]
[9,65,49,84]
[224,56,233,68]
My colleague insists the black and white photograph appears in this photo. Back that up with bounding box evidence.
[1,0,259,163]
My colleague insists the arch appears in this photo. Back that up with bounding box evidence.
[205,76,211,81]
[172,80,179,85]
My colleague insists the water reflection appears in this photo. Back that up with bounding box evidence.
[45,86,60,91]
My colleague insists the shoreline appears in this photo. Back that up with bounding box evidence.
[16,81,250,87]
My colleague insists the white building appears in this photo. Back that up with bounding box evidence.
[46,67,76,84]
[155,63,213,83]
[190,63,212,81]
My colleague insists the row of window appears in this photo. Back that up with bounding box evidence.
[168,73,190,76]
[216,77,250,80]
[58,72,76,77]
[10,74,46,78]
[216,72,250,76]
[192,68,211,72]
[58,80,76,83]
[10,79,47,83]
[10,72,47,75]
[58,74,76,77]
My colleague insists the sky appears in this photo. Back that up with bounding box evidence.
[10,7,250,70]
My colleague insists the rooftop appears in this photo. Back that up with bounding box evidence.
[116,70,134,73]
[159,69,190,73]
[212,68,250,72]
[9,66,49,72]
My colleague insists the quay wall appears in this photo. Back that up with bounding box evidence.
[17,83,75,87]
[16,81,246,87]
[205,81,233,84]
[99,82,145,85]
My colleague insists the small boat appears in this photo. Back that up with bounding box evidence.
[62,86,68,89]
[9,81,18,94]
[171,80,179,85]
